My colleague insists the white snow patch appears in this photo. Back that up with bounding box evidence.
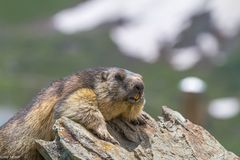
[208,97,240,119]
[170,47,201,71]
[179,76,206,93]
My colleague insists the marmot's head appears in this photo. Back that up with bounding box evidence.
[95,67,145,106]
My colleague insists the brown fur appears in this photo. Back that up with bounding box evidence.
[0,67,145,159]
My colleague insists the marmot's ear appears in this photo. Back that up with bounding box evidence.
[101,71,109,81]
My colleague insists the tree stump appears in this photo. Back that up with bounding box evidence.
[36,106,239,160]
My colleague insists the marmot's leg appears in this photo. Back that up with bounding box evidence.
[121,104,147,125]
[54,88,118,144]
[74,106,119,144]
[130,112,149,125]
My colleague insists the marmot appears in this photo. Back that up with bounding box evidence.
[0,67,145,160]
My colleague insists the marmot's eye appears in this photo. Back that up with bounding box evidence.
[115,73,124,81]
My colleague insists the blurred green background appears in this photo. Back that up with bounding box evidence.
[0,0,239,154]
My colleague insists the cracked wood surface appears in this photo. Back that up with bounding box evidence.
[36,106,239,160]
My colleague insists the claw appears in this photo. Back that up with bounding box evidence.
[131,113,147,125]
[93,126,119,145]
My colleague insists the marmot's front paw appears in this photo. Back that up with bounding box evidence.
[131,112,150,125]
[93,125,119,145]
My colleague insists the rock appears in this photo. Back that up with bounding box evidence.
[36,106,239,160]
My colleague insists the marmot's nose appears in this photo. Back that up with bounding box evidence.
[133,83,144,94]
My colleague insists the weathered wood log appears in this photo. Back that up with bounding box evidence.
[36,106,239,160]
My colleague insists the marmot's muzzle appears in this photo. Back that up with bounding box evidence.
[128,82,144,103]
